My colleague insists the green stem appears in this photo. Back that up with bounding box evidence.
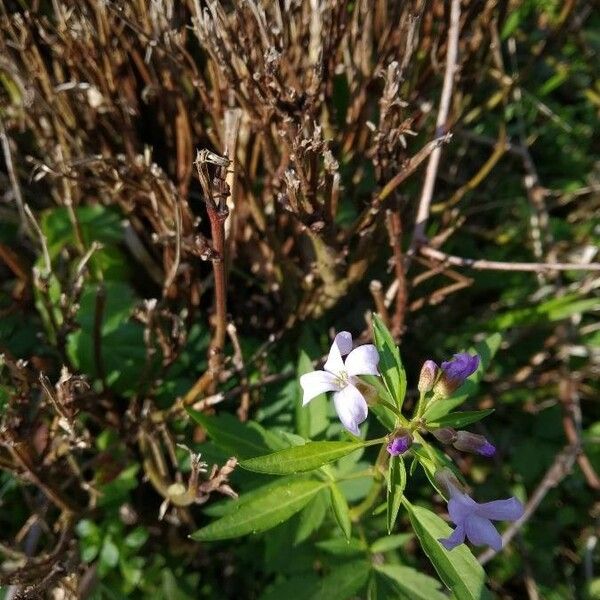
[349,443,389,522]
[414,391,427,420]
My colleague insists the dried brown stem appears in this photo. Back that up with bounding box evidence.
[420,245,600,272]
[386,209,408,336]
[411,0,461,248]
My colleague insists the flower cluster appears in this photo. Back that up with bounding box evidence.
[300,331,524,553]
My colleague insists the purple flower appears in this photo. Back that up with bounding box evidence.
[387,432,413,456]
[299,332,379,436]
[437,472,524,551]
[453,431,496,457]
[435,352,480,395]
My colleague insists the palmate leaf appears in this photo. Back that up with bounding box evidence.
[191,479,325,542]
[404,501,491,600]
[239,440,366,475]
[371,314,407,410]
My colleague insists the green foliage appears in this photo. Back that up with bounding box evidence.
[405,502,491,600]
[191,479,326,541]
[372,314,407,410]
[240,441,367,475]
[1,1,597,597]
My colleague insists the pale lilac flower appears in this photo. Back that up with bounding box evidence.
[437,472,524,552]
[387,431,413,456]
[299,331,379,435]
[418,360,439,393]
[435,352,480,395]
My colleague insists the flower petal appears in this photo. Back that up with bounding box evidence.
[299,370,338,406]
[476,497,524,522]
[323,331,353,375]
[464,515,502,551]
[333,383,368,436]
[439,524,466,550]
[447,493,477,524]
[344,344,380,376]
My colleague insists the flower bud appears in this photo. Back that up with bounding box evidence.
[453,431,496,457]
[434,467,464,495]
[387,430,413,456]
[434,352,480,397]
[418,360,439,393]
[432,427,457,445]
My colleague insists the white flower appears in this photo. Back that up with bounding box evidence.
[299,331,379,435]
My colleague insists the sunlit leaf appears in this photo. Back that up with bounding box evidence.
[404,501,491,600]
[371,314,407,409]
[191,479,325,542]
[239,440,366,475]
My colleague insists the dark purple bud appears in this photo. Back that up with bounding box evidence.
[435,353,480,396]
[432,427,457,445]
[387,432,413,456]
[418,360,439,393]
[453,431,496,457]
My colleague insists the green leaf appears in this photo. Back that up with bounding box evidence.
[316,537,366,556]
[370,533,413,553]
[123,527,149,550]
[487,294,599,330]
[66,281,148,395]
[372,314,406,409]
[426,409,495,429]
[296,350,328,438]
[404,501,491,600]
[260,575,320,600]
[386,455,406,534]
[312,560,371,600]
[374,564,447,600]
[186,409,271,459]
[295,489,329,544]
[329,483,351,540]
[41,205,123,260]
[239,440,366,475]
[190,479,325,541]
[99,536,119,569]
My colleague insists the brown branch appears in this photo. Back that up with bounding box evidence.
[410,0,461,248]
[386,209,408,336]
[194,150,231,381]
[420,245,600,272]
[369,280,389,326]
[559,373,600,490]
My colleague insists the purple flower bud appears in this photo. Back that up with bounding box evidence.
[418,360,439,393]
[387,432,413,456]
[434,352,480,396]
[453,431,496,457]
[432,427,457,445]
